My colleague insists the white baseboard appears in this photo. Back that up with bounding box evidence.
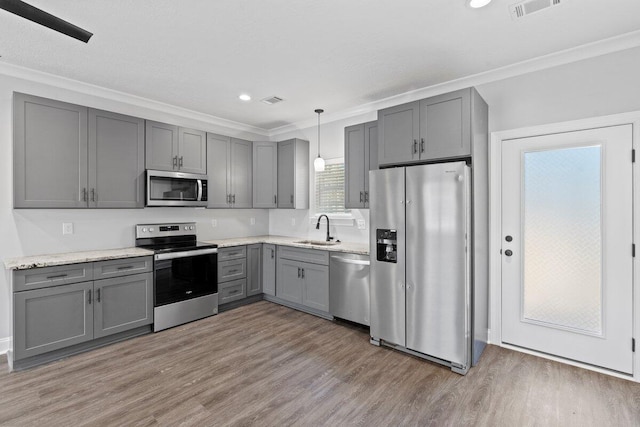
[0,337,10,355]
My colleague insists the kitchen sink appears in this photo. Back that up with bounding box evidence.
[294,240,340,246]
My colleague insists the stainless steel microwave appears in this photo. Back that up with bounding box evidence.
[146,170,208,207]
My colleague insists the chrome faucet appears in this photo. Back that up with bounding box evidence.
[316,214,333,242]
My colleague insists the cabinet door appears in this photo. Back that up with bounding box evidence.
[13,93,88,208]
[277,140,295,208]
[262,244,276,296]
[13,282,93,360]
[206,133,231,208]
[88,109,145,208]
[178,127,207,174]
[146,121,178,171]
[345,124,365,209]
[246,244,262,296]
[301,262,329,313]
[377,101,420,166]
[419,88,471,160]
[253,141,278,208]
[230,138,253,208]
[93,272,153,339]
[364,121,378,207]
[276,258,302,304]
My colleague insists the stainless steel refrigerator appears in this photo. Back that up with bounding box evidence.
[369,161,473,374]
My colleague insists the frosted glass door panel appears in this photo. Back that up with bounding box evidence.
[522,146,602,334]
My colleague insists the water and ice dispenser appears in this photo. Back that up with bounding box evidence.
[376,229,397,263]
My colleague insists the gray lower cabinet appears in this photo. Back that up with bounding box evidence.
[377,88,475,166]
[146,120,207,174]
[247,244,262,296]
[253,141,278,208]
[276,247,329,313]
[345,120,378,208]
[13,93,145,208]
[217,246,247,304]
[12,257,153,362]
[277,139,309,209]
[207,134,253,208]
[262,244,276,296]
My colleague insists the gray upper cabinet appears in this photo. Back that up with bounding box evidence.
[246,244,262,297]
[13,93,145,209]
[146,121,206,174]
[206,134,253,208]
[93,272,153,339]
[378,88,475,166]
[277,138,309,209]
[378,101,420,166]
[88,109,145,208]
[253,141,278,208]
[345,120,378,209]
[262,244,276,296]
[178,127,207,174]
[14,93,88,208]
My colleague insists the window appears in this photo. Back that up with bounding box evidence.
[315,158,349,214]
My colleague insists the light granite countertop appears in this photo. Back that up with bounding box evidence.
[204,235,369,255]
[4,247,154,270]
[4,236,369,271]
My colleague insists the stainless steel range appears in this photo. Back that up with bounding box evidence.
[135,222,218,331]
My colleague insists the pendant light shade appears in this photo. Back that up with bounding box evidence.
[314,108,325,172]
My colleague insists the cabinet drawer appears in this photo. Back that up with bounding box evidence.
[13,263,93,292]
[218,246,247,261]
[218,258,247,282]
[93,256,152,280]
[219,279,246,304]
[277,246,329,266]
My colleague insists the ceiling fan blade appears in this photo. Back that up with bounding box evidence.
[0,0,92,43]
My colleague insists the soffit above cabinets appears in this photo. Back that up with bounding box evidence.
[1,0,640,131]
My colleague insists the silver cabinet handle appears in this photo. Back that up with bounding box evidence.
[274,195,277,204]
[229,289,240,295]
[301,268,305,279]
[117,265,134,270]
[420,138,425,153]
[87,289,92,305]
[271,248,274,259]
[364,191,369,203]
[297,267,301,278]
[82,188,87,202]
[413,139,418,154]
[173,156,178,169]
[290,194,294,204]
[232,194,236,204]
[227,194,231,204]
[179,156,184,168]
[360,191,363,203]
[228,269,239,274]
[96,288,101,303]
[46,273,68,279]
[91,188,96,202]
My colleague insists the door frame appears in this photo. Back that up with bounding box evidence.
[489,111,640,382]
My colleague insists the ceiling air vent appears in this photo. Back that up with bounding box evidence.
[261,96,284,105]
[509,0,563,20]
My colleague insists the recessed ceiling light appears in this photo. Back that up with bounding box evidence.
[468,0,492,8]
[239,94,251,101]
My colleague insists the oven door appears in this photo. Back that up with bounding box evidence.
[154,249,218,307]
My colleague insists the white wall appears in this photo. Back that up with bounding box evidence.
[4,45,640,351]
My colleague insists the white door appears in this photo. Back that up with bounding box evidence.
[501,125,634,374]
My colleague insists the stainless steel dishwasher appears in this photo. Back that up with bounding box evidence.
[329,253,370,326]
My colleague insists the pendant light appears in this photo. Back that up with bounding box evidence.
[314,108,325,172]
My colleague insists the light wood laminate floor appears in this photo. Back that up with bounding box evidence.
[1,300,639,426]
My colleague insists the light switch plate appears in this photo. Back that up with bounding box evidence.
[357,219,366,230]
[62,223,73,235]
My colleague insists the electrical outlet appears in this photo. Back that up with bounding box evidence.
[62,222,73,235]
[291,218,296,226]
[357,219,366,230]
[250,217,256,225]
[211,219,217,228]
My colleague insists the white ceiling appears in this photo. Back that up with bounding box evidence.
[1,0,640,131]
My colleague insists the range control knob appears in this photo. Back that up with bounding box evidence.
[149,227,154,232]
[189,226,194,230]
[142,227,147,233]
[184,226,188,230]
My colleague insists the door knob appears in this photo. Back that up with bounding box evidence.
[504,249,513,257]
[505,235,513,242]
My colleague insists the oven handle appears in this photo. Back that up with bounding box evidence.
[155,248,218,261]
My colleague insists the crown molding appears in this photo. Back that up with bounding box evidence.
[268,29,640,137]
[0,61,270,137]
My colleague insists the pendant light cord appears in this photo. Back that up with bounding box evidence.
[315,108,324,158]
